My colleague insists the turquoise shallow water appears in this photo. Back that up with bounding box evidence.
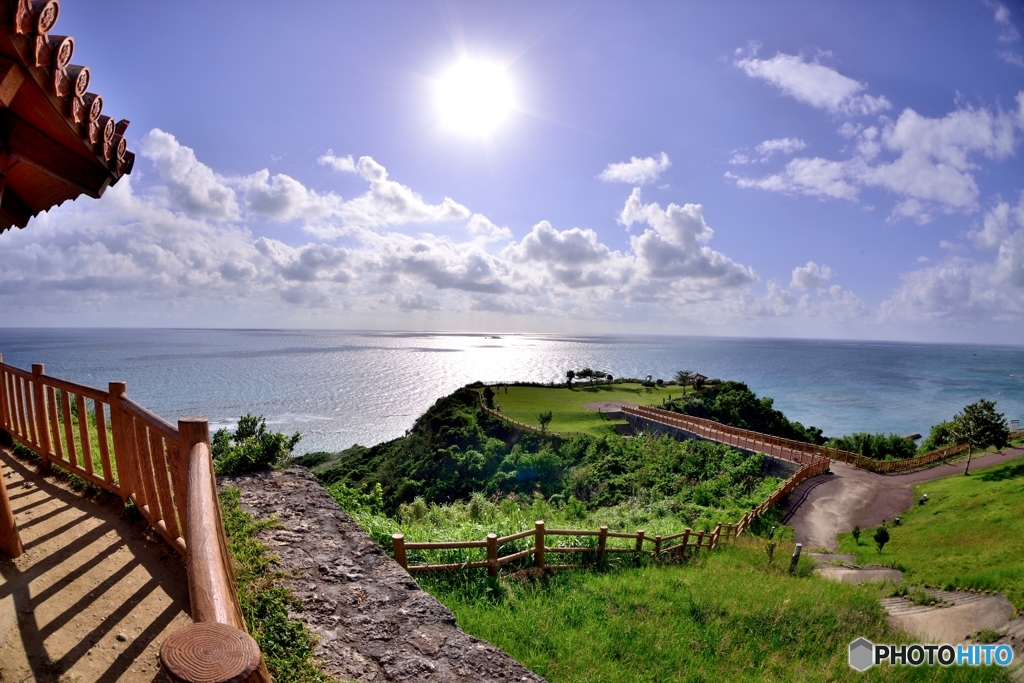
[1,329,1021,454]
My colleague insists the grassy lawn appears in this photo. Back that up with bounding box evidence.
[427,531,1009,682]
[836,457,1024,609]
[490,383,688,436]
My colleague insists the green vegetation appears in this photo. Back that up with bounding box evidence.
[427,534,1005,683]
[213,414,301,475]
[663,381,826,444]
[299,388,777,525]
[219,487,336,683]
[827,432,918,461]
[837,458,1024,608]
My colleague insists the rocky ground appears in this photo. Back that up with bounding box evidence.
[222,467,545,683]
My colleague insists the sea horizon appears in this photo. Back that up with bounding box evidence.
[2,327,1022,455]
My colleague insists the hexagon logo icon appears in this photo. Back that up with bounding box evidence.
[849,637,874,671]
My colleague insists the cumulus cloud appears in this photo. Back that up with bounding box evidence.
[317,150,357,172]
[239,170,342,221]
[140,129,239,220]
[734,47,891,116]
[790,261,836,289]
[620,189,757,288]
[727,95,1024,222]
[599,153,671,184]
[2,128,813,329]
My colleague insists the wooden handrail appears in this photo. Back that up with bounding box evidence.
[0,359,271,681]
[161,418,271,682]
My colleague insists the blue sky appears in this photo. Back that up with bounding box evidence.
[3,1,1024,342]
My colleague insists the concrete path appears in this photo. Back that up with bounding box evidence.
[882,589,1016,644]
[0,447,191,682]
[783,445,1024,551]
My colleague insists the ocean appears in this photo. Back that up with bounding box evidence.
[1,329,1021,455]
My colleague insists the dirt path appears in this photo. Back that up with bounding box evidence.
[0,447,191,683]
[783,445,1024,551]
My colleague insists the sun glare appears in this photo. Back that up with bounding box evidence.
[436,61,514,136]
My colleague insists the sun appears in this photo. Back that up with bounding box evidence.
[435,60,514,136]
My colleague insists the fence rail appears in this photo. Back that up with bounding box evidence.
[0,356,270,683]
[392,445,831,575]
[625,405,982,475]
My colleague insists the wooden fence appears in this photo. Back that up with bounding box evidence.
[624,405,982,474]
[392,447,831,575]
[0,357,270,683]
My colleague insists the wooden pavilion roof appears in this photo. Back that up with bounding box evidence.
[0,0,133,234]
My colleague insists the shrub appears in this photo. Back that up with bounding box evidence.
[852,525,861,545]
[212,414,301,475]
[874,525,890,553]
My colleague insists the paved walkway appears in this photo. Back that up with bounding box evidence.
[0,447,191,682]
[783,445,1024,551]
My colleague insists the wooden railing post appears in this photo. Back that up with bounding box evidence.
[0,353,7,432]
[486,533,498,577]
[597,526,608,563]
[711,523,721,549]
[31,364,51,471]
[392,534,408,570]
[0,457,23,558]
[108,382,133,502]
[681,528,690,555]
[635,529,645,554]
[534,520,545,569]
[654,535,662,558]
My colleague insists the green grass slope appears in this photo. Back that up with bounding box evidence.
[429,533,1009,683]
[837,457,1024,609]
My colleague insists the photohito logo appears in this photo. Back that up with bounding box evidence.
[849,638,1014,670]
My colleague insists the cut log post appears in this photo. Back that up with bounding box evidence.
[597,525,608,563]
[0,458,23,558]
[654,535,662,558]
[31,364,51,471]
[789,543,802,574]
[392,534,408,570]
[534,520,545,569]
[160,622,265,683]
[680,528,690,555]
[487,533,498,577]
[635,529,645,554]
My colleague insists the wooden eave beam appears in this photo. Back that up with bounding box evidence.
[0,107,111,197]
[0,182,30,227]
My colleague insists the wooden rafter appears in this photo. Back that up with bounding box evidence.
[0,0,133,233]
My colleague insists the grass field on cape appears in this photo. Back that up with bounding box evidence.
[488,382,691,436]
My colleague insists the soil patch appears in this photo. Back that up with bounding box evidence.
[222,467,545,683]
[0,447,191,683]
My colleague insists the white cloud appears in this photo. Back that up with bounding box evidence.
[1001,51,1024,68]
[756,137,808,158]
[726,157,858,200]
[318,150,357,172]
[599,153,671,184]
[790,261,836,289]
[620,189,757,288]
[735,48,891,116]
[727,95,1024,222]
[992,2,1021,42]
[328,156,471,234]
[139,129,240,220]
[239,170,342,221]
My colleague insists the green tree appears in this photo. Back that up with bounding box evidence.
[951,398,1009,475]
[873,524,890,553]
[566,370,575,386]
[483,385,495,409]
[674,370,693,387]
[919,420,956,453]
[538,410,553,433]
